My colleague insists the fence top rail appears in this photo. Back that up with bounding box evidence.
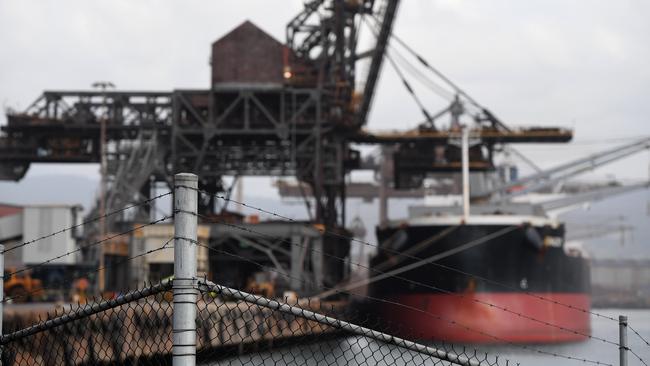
[197,279,498,366]
[0,279,173,345]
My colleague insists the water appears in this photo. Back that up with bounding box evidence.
[207,309,650,365]
[480,309,650,365]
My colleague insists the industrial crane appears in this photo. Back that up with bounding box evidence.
[0,1,400,228]
[486,137,650,203]
[0,1,405,291]
[0,2,588,293]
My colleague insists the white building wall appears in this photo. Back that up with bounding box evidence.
[0,213,23,242]
[130,224,210,286]
[22,206,78,265]
[0,213,24,267]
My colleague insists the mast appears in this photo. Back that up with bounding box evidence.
[462,126,470,220]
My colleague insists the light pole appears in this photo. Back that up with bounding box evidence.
[92,81,115,294]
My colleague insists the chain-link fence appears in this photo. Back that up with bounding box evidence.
[0,174,515,366]
[0,277,512,366]
[4,173,637,366]
[1,281,174,365]
[195,280,511,366]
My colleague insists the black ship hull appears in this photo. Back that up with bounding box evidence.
[368,216,591,343]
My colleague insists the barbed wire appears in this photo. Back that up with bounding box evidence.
[5,214,174,279]
[2,237,174,304]
[0,183,625,365]
[2,191,172,254]
[177,236,612,366]
[187,214,650,365]
[190,241,521,365]
[202,243,612,366]
[630,324,650,348]
[3,275,510,366]
[186,212,621,348]
[198,279,512,366]
[179,185,620,323]
[183,189,649,366]
[317,226,517,298]
[1,278,174,353]
[630,348,648,366]
[17,183,622,364]
[1,184,641,364]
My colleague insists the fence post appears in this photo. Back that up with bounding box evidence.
[619,315,628,366]
[173,173,198,366]
[0,244,4,365]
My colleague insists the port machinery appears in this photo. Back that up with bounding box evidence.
[0,0,574,291]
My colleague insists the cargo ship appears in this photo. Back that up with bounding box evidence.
[368,206,591,343]
[366,128,592,344]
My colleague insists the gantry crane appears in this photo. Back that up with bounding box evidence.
[0,1,400,227]
[0,1,580,292]
[0,1,404,290]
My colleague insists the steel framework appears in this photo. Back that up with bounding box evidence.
[1,1,400,229]
[0,1,576,290]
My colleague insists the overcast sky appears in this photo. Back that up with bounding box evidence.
[1,0,649,193]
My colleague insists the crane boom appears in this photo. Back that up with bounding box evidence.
[489,137,650,203]
[539,181,650,214]
[356,0,400,126]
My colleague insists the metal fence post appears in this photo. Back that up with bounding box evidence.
[619,315,628,366]
[173,173,198,366]
[0,244,4,366]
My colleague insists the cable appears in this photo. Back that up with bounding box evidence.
[3,184,617,364]
[629,325,650,348]
[362,15,455,102]
[361,15,437,124]
[179,185,619,324]
[372,225,458,272]
[199,279,494,366]
[183,238,611,366]
[317,226,517,298]
[2,191,172,254]
[385,50,436,124]
[3,237,174,304]
[2,278,173,346]
[5,214,174,278]
[630,348,648,366]
[197,242,523,364]
[369,14,483,111]
[186,212,620,348]
[388,44,456,101]
[184,185,650,364]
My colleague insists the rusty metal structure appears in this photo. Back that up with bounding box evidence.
[0,1,401,229]
[0,0,573,291]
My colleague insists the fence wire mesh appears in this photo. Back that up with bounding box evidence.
[195,280,512,366]
[1,279,513,366]
[2,281,174,366]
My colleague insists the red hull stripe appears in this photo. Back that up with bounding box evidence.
[381,293,591,343]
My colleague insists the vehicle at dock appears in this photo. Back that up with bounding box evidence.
[3,268,45,303]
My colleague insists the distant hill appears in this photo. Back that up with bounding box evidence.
[0,174,98,209]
